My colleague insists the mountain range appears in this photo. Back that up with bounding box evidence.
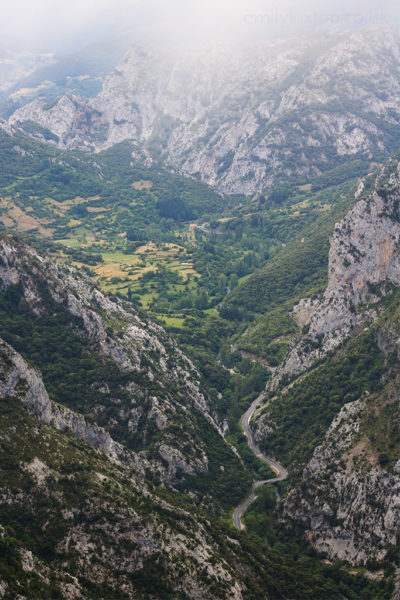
[5,27,400,195]
[1,24,400,600]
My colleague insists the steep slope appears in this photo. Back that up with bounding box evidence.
[0,238,387,599]
[250,158,400,566]
[271,156,400,383]
[8,27,400,194]
[282,343,400,564]
[0,233,248,500]
[0,340,245,600]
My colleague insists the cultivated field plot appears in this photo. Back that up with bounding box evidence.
[91,242,200,309]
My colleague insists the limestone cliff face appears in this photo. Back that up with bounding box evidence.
[8,28,400,194]
[252,159,400,565]
[0,234,226,484]
[254,160,400,467]
[270,159,400,383]
[282,390,400,564]
[0,338,145,475]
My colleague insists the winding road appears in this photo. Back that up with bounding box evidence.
[232,393,288,531]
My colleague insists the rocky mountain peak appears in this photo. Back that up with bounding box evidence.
[8,27,400,194]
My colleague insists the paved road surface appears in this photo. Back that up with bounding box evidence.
[232,394,288,531]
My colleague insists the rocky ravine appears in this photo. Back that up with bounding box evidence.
[0,234,233,485]
[8,27,400,195]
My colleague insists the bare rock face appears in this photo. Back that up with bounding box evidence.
[268,159,400,385]
[0,234,227,484]
[0,118,15,136]
[0,337,147,476]
[8,28,400,194]
[282,394,400,563]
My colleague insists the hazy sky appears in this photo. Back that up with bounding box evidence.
[1,0,398,54]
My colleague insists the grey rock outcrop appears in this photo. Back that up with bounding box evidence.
[8,28,400,195]
[0,337,146,475]
[282,395,400,563]
[268,159,400,385]
[0,234,227,484]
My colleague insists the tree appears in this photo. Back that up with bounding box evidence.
[218,274,228,295]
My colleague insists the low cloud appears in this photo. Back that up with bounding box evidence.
[1,0,398,53]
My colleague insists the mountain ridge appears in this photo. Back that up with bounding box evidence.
[0,232,235,487]
[8,27,400,195]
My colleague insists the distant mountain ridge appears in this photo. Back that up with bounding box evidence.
[0,48,55,95]
[7,27,400,195]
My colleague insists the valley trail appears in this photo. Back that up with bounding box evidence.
[232,394,288,531]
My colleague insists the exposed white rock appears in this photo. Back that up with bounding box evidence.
[8,28,400,195]
[24,457,52,486]
[354,177,365,198]
[282,396,400,563]
[292,297,320,328]
[19,549,36,573]
[268,160,400,385]
[0,118,15,136]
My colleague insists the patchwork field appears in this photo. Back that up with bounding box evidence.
[0,197,53,235]
[51,239,201,313]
